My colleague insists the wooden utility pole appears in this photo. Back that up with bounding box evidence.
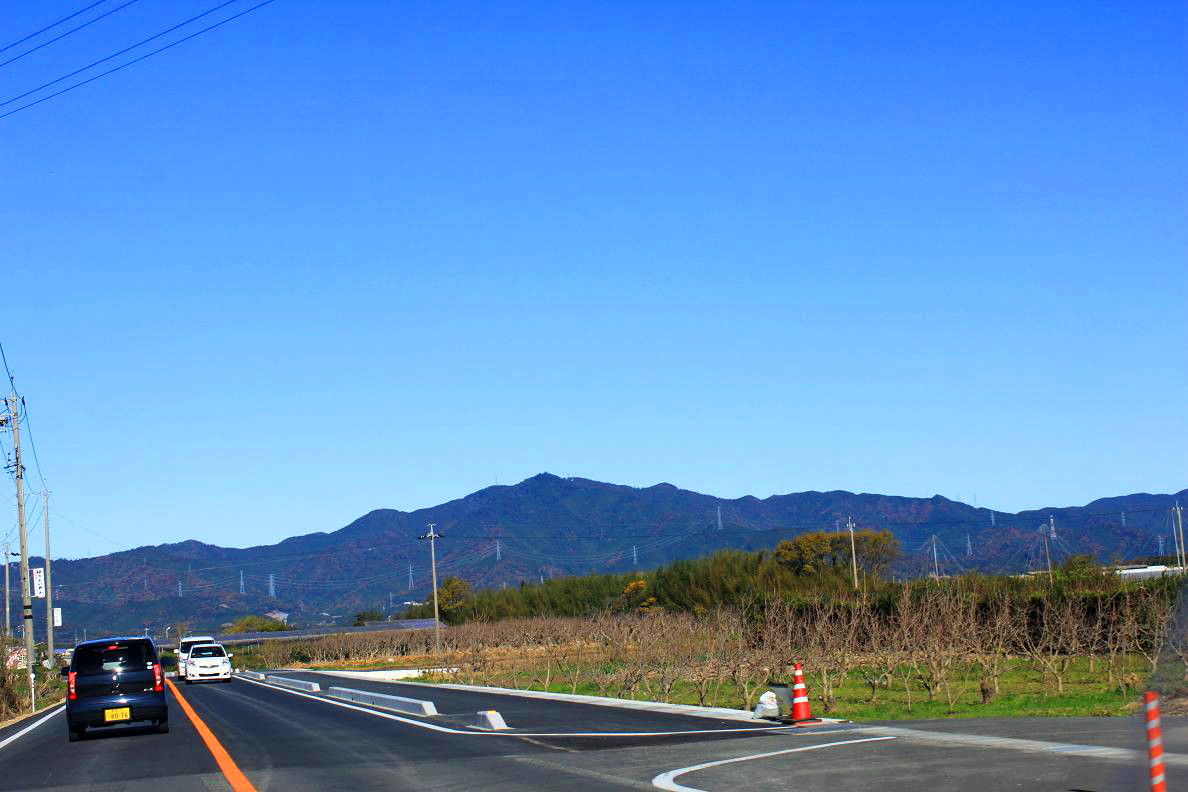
[7,395,36,712]
[847,516,858,589]
[43,491,52,664]
[418,523,442,655]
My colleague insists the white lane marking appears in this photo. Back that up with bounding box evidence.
[234,675,798,738]
[0,705,65,751]
[859,725,1188,767]
[652,736,896,791]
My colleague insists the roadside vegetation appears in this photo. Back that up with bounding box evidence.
[238,550,1182,720]
[227,615,288,633]
[0,649,66,721]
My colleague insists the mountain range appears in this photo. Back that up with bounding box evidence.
[36,473,1186,635]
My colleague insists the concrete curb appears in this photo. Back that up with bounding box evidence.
[238,671,267,681]
[312,671,772,724]
[327,686,438,717]
[266,675,321,692]
[466,710,509,731]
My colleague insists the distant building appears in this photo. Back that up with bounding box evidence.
[264,609,289,624]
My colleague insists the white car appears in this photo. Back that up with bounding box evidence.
[176,635,215,680]
[184,643,233,683]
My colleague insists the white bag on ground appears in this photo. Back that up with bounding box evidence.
[753,690,780,719]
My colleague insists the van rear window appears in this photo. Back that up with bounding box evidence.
[73,641,153,674]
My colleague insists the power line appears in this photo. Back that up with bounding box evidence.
[18,403,47,491]
[0,0,277,120]
[0,0,241,110]
[0,1,107,55]
[0,0,141,70]
[0,342,15,390]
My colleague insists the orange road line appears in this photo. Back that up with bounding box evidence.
[166,679,257,792]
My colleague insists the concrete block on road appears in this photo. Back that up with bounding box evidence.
[466,710,509,731]
[239,671,268,681]
[327,686,438,717]
[267,675,322,692]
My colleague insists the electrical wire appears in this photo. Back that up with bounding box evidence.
[0,0,141,69]
[0,0,241,109]
[0,0,279,121]
[0,1,107,55]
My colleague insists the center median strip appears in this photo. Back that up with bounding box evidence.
[263,675,321,692]
[234,673,797,738]
[326,686,438,717]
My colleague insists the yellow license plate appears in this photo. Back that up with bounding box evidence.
[104,707,131,722]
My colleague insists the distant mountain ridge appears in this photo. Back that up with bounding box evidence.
[43,474,1186,634]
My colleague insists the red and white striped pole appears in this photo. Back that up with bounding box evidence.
[1145,691,1167,792]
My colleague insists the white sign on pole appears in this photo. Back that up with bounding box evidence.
[31,568,45,598]
[53,608,62,628]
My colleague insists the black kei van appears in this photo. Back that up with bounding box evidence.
[62,637,168,741]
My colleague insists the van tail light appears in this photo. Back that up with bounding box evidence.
[67,671,77,700]
[152,663,163,692]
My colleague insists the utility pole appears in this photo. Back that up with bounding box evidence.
[931,535,940,579]
[632,545,637,566]
[43,491,52,666]
[3,542,9,639]
[407,563,413,591]
[6,395,36,712]
[239,570,245,595]
[268,573,275,598]
[177,580,183,597]
[1042,527,1053,581]
[495,539,501,562]
[847,516,859,589]
[418,524,442,655]
[965,533,973,558]
[1175,503,1185,571]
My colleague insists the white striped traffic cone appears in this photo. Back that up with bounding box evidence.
[1145,691,1167,792]
[789,663,822,725]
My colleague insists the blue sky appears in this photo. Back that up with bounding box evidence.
[0,0,1184,558]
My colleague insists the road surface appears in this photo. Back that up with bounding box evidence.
[0,671,1177,791]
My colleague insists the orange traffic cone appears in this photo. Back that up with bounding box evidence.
[789,663,823,725]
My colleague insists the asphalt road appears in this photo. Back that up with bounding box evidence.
[0,674,1179,791]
